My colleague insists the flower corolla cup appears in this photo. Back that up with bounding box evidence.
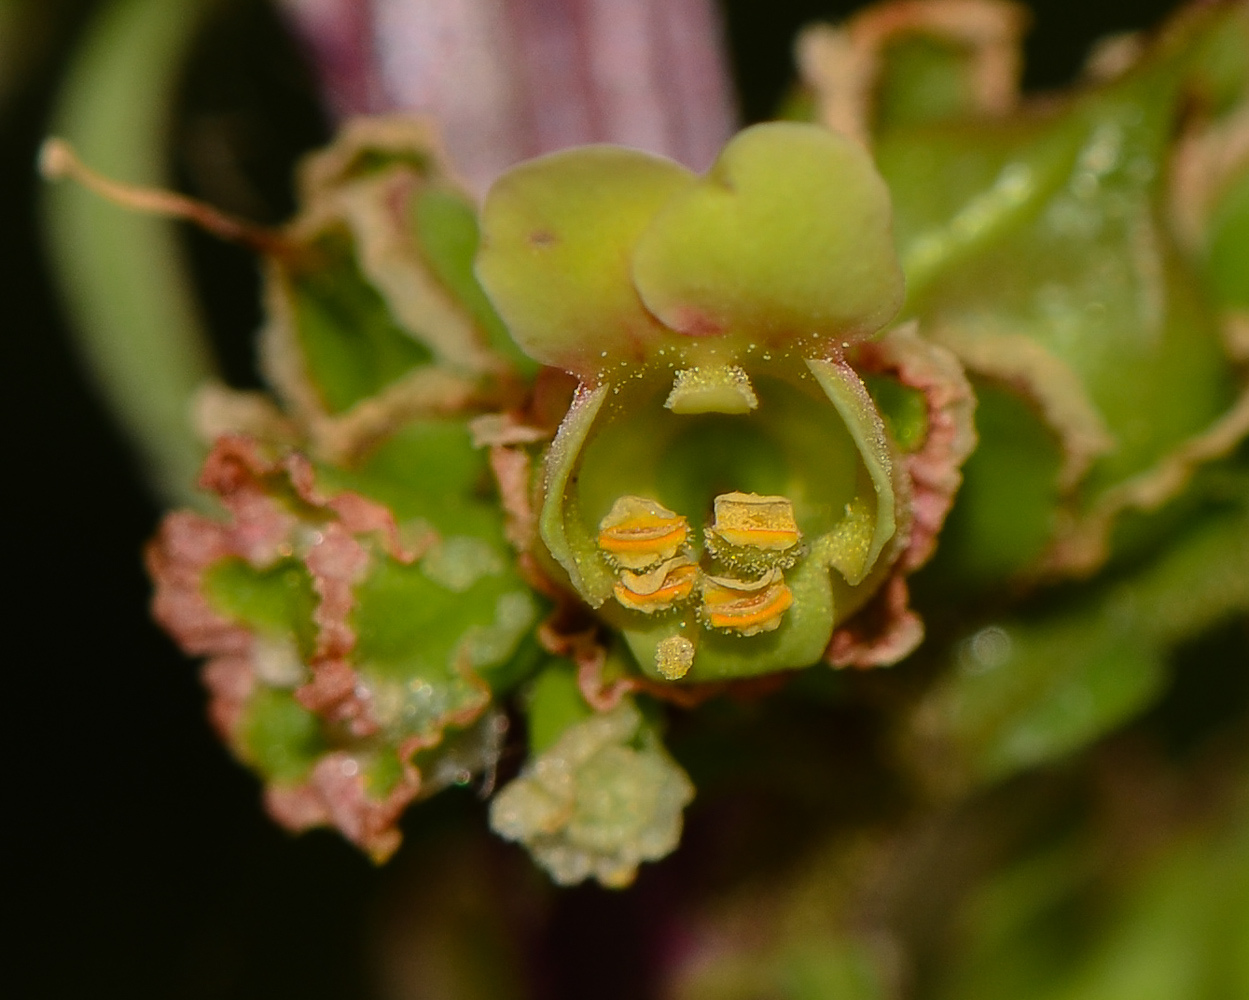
[476,122,913,682]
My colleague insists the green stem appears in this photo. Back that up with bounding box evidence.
[42,0,220,505]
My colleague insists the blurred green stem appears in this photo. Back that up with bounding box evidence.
[42,0,219,505]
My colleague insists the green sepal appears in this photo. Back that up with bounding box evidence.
[409,187,540,375]
[805,358,897,583]
[277,231,433,416]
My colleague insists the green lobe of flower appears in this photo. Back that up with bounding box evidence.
[474,146,695,374]
[632,122,905,345]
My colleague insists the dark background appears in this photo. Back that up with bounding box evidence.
[2,1,1182,997]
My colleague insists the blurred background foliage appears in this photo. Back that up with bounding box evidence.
[4,0,1245,998]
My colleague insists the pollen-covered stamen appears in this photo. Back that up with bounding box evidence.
[705,491,802,567]
[598,496,690,570]
[613,557,699,613]
[701,568,794,636]
[665,364,759,415]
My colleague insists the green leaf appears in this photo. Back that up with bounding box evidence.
[239,688,325,784]
[316,418,500,535]
[873,19,1247,573]
[202,556,318,659]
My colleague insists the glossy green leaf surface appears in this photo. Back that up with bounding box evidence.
[871,11,1248,575]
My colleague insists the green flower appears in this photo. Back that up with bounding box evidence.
[476,123,935,683]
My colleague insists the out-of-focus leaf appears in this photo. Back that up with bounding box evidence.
[914,500,1249,787]
[261,117,524,460]
[672,939,887,1000]
[922,381,1063,590]
[1204,167,1249,310]
[935,792,1249,1000]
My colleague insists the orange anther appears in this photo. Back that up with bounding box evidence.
[614,561,698,613]
[598,496,689,569]
[702,569,793,635]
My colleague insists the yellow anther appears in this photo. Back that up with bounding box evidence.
[701,568,793,636]
[707,492,801,552]
[656,636,696,680]
[613,559,698,613]
[598,496,689,570]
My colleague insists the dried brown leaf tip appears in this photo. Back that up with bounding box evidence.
[798,0,1027,143]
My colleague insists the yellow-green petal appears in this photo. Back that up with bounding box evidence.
[475,146,696,375]
[631,122,905,347]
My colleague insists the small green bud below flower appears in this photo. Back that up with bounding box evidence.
[488,701,694,887]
